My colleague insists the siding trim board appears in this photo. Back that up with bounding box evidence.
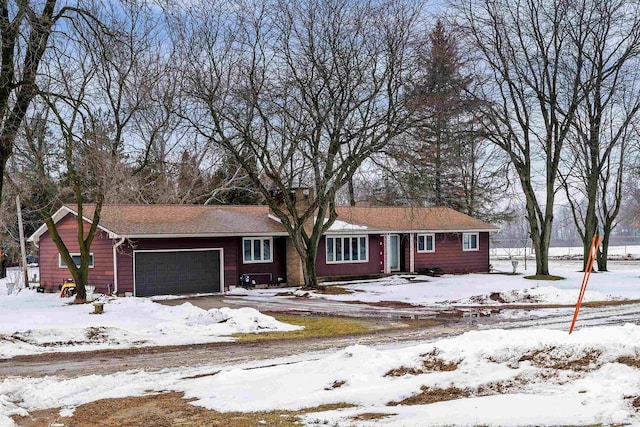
[133,247,224,297]
[122,232,290,239]
[28,205,117,243]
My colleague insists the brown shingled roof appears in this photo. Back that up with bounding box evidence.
[63,204,496,237]
[334,206,498,232]
[70,204,287,236]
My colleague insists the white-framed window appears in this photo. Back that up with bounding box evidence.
[243,237,273,263]
[326,235,368,263]
[417,234,435,253]
[59,253,94,268]
[463,233,479,251]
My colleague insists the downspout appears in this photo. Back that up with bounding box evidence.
[384,233,391,274]
[112,237,126,295]
[409,233,415,273]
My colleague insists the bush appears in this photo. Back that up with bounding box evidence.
[417,267,442,277]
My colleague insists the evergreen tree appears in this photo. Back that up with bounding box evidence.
[395,21,505,219]
[208,152,263,205]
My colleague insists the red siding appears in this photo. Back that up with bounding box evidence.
[38,215,115,293]
[316,235,382,277]
[413,232,490,274]
[116,236,287,294]
[238,237,287,286]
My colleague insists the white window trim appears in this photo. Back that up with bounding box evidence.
[326,235,369,264]
[59,252,94,268]
[416,233,436,253]
[462,232,480,251]
[242,237,274,264]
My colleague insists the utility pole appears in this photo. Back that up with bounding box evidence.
[16,195,29,288]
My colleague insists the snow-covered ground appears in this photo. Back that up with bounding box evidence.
[2,325,640,426]
[0,290,301,359]
[248,259,640,307]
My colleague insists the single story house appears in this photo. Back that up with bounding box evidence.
[28,200,498,296]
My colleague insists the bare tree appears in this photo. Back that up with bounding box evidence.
[596,121,637,270]
[559,0,640,271]
[453,0,585,276]
[173,0,420,287]
[0,1,100,203]
[11,1,161,300]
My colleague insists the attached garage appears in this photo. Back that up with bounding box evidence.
[134,249,223,297]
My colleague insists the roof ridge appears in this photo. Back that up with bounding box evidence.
[339,206,449,209]
[66,203,269,208]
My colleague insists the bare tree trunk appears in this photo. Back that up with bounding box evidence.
[598,232,610,271]
[0,0,61,203]
[434,130,442,205]
[348,178,356,206]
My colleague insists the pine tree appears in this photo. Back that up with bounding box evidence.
[399,21,482,211]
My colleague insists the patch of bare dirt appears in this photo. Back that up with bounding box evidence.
[385,366,424,377]
[351,412,397,421]
[421,349,460,371]
[385,349,459,377]
[617,354,640,369]
[387,386,469,406]
[632,397,640,410]
[13,392,332,427]
[489,292,506,303]
[13,392,217,427]
[85,327,108,342]
[516,346,602,371]
[476,377,528,395]
[325,379,346,390]
[463,290,540,305]
[309,286,353,295]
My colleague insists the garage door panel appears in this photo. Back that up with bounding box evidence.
[135,250,221,297]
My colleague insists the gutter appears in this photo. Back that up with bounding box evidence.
[112,237,126,295]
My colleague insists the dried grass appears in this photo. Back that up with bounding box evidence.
[388,386,469,406]
[385,349,459,377]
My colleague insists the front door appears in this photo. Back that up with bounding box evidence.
[389,234,401,271]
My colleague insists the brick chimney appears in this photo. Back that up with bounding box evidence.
[269,187,314,286]
[270,187,313,216]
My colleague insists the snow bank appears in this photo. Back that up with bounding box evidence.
[0,290,301,358]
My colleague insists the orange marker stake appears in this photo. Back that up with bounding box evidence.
[569,234,602,334]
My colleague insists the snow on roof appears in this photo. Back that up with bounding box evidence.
[326,218,368,232]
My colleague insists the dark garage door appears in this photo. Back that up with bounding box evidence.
[135,250,221,297]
